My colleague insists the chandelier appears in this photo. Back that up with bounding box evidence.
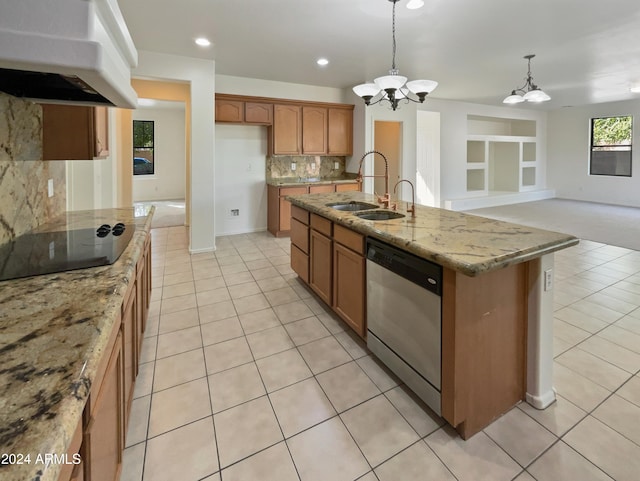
[352,0,438,111]
[503,54,551,104]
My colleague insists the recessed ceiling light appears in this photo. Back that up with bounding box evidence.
[195,37,211,47]
[406,0,425,9]
[630,85,640,93]
[317,58,329,66]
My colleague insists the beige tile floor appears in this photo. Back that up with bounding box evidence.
[121,225,640,481]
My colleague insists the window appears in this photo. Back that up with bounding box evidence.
[133,120,155,175]
[590,116,632,176]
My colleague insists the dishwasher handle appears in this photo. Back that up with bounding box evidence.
[366,238,442,296]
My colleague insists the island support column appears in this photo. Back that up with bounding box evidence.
[526,253,556,409]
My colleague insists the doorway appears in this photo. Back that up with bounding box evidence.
[373,121,402,196]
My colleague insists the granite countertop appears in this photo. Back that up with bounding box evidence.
[0,207,154,481]
[267,173,359,187]
[286,192,578,276]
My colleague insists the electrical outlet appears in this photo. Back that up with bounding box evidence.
[310,162,316,170]
[291,162,296,171]
[334,161,339,170]
[231,209,240,217]
[544,269,553,291]
[47,179,54,198]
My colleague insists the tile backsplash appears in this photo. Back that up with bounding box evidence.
[267,155,345,180]
[0,92,66,244]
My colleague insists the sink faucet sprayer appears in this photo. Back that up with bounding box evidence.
[393,179,416,217]
[356,150,391,209]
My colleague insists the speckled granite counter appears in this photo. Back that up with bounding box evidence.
[286,192,578,276]
[0,207,154,481]
[267,173,359,187]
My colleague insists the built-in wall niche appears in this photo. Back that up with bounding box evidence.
[467,115,536,137]
[465,115,539,194]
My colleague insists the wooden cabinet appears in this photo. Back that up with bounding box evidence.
[328,108,353,155]
[309,214,333,305]
[302,106,327,154]
[121,281,137,422]
[289,209,366,338]
[268,185,307,236]
[245,102,273,124]
[309,184,335,194]
[335,182,361,192]
[83,329,124,481]
[272,104,301,154]
[42,104,109,160]
[215,99,244,122]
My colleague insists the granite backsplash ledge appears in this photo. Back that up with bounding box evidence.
[0,92,66,244]
[267,155,346,180]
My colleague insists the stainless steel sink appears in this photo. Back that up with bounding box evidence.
[327,201,380,211]
[353,210,406,221]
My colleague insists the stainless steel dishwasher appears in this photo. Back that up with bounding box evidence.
[366,237,443,415]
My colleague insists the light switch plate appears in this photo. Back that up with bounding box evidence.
[47,179,54,197]
[544,269,553,291]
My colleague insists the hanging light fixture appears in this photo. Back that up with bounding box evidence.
[352,0,437,111]
[503,54,551,104]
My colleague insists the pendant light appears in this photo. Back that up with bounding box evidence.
[352,0,437,111]
[503,54,551,104]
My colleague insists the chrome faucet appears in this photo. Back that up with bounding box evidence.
[393,179,416,217]
[356,150,390,209]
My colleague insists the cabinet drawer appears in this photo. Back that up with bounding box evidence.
[290,218,309,253]
[310,214,332,237]
[291,204,310,225]
[279,186,308,197]
[335,182,361,192]
[334,224,365,255]
[309,184,335,194]
[291,244,309,283]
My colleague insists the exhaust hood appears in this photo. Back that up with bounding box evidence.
[0,0,138,108]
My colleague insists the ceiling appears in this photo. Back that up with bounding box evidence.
[119,0,640,109]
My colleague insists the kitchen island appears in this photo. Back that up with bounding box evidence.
[286,191,578,439]
[0,207,153,481]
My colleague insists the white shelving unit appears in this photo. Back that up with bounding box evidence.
[465,115,539,195]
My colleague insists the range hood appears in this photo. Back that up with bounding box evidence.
[0,0,138,108]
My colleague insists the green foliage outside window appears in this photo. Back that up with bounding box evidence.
[592,116,632,146]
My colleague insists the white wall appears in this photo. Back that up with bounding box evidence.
[133,50,215,253]
[132,105,186,202]
[216,75,348,103]
[215,125,268,235]
[548,99,640,207]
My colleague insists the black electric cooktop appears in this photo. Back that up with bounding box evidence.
[0,223,135,282]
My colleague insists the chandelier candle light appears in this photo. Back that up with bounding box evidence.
[352,0,438,111]
[503,54,551,104]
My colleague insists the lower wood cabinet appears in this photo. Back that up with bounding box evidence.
[291,209,366,338]
[58,233,152,481]
[83,330,124,481]
[268,182,360,237]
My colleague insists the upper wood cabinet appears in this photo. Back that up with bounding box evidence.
[273,104,301,155]
[328,108,353,155]
[214,94,353,156]
[245,102,273,124]
[215,99,244,122]
[302,106,327,154]
[42,104,109,160]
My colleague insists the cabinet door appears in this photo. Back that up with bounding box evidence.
[310,229,332,305]
[277,186,307,233]
[333,243,365,337]
[245,102,273,124]
[328,108,353,155]
[272,104,301,154]
[42,104,94,160]
[215,99,244,122]
[121,285,136,424]
[84,331,123,481]
[291,244,309,283]
[302,106,327,154]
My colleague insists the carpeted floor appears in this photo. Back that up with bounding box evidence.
[466,198,640,251]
